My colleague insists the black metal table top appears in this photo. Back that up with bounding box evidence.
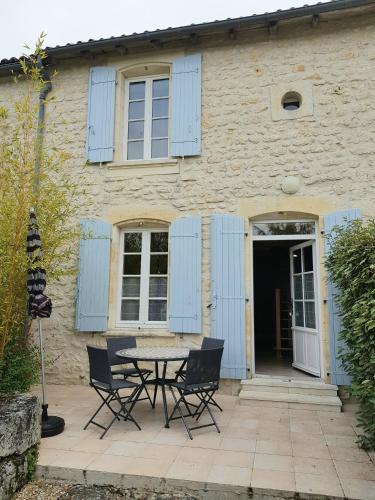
[116,346,189,362]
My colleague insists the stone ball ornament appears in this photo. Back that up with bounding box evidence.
[281,175,300,194]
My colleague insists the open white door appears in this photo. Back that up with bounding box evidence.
[290,241,320,376]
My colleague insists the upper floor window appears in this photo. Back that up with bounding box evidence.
[119,229,168,325]
[124,76,170,161]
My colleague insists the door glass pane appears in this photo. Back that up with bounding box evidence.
[124,233,142,253]
[295,301,304,327]
[149,277,168,297]
[152,118,168,138]
[294,275,303,300]
[150,254,168,274]
[152,98,168,117]
[129,101,145,120]
[153,79,169,98]
[304,301,316,328]
[303,245,313,272]
[127,141,144,160]
[150,232,168,252]
[292,249,302,274]
[129,81,145,100]
[122,277,140,297]
[123,255,141,274]
[151,139,168,158]
[128,120,144,140]
[148,300,167,321]
[121,299,140,321]
[304,273,315,300]
[252,222,315,236]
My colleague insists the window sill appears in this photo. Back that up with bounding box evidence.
[106,327,175,338]
[106,158,179,177]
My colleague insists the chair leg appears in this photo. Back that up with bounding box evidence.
[198,392,221,434]
[117,388,142,431]
[169,387,193,440]
[84,390,119,430]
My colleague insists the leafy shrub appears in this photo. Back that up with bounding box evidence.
[0,333,39,394]
[326,218,375,450]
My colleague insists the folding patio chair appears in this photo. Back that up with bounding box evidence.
[106,336,153,407]
[84,345,142,439]
[166,347,223,440]
[175,338,225,415]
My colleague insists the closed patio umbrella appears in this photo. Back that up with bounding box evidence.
[27,209,64,437]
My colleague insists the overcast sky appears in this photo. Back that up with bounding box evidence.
[2,0,319,60]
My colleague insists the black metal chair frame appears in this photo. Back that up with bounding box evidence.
[106,336,153,408]
[84,346,142,439]
[166,347,223,440]
[175,338,225,416]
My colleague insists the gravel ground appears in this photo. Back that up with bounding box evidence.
[14,480,199,499]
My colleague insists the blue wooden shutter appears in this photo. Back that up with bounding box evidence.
[75,219,112,332]
[171,54,201,157]
[324,209,361,385]
[86,67,116,163]
[211,214,246,379]
[169,216,201,333]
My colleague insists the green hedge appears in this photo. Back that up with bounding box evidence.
[326,218,375,450]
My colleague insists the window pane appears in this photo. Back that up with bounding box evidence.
[295,301,304,327]
[128,120,144,140]
[121,300,140,321]
[304,301,316,329]
[304,273,315,300]
[148,300,167,321]
[124,233,142,253]
[150,254,168,274]
[294,275,303,300]
[292,249,302,274]
[303,245,313,272]
[149,277,168,297]
[129,81,145,100]
[122,277,140,297]
[151,139,168,158]
[152,98,168,117]
[252,222,315,236]
[152,118,168,138]
[123,255,141,274]
[127,141,144,160]
[151,232,168,252]
[129,101,145,120]
[153,79,169,98]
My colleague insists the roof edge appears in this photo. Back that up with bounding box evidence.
[1,0,374,74]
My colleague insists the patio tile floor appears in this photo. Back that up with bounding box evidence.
[33,385,375,499]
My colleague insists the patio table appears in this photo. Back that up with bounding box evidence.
[116,346,189,428]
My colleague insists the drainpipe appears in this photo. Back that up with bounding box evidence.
[34,57,52,192]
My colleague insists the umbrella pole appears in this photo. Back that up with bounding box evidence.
[38,317,48,419]
[37,317,65,437]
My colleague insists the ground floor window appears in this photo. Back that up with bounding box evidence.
[119,229,168,324]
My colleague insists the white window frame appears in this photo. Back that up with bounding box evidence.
[251,219,317,241]
[123,74,170,161]
[117,228,169,327]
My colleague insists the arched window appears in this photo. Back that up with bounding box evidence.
[117,219,169,325]
[121,64,171,161]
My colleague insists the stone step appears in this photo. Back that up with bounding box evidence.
[240,377,338,397]
[238,389,342,412]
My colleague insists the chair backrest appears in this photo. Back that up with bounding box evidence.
[106,336,136,366]
[201,337,225,350]
[185,347,223,387]
[87,345,113,385]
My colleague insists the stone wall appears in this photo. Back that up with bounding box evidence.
[0,6,374,385]
[0,394,41,499]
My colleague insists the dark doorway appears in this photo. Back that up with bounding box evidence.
[253,240,314,379]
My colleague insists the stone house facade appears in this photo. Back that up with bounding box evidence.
[0,0,374,393]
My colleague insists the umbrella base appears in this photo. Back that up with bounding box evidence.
[41,404,65,438]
